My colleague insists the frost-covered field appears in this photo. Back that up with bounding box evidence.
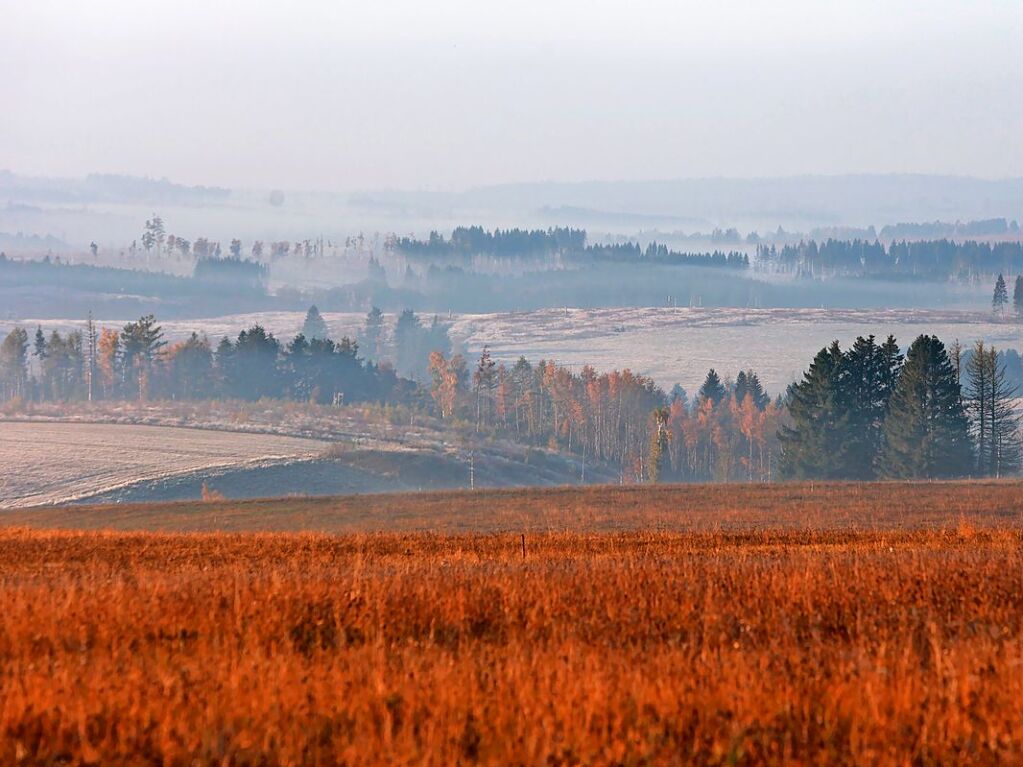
[6,307,1022,396]
[450,308,1023,394]
[0,422,326,508]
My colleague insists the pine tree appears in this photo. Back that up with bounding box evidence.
[698,369,726,405]
[993,274,1008,316]
[301,305,329,341]
[879,335,972,478]
[1014,275,1023,319]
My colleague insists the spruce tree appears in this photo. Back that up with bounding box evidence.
[698,369,726,405]
[879,335,972,479]
[745,370,769,410]
[34,326,47,362]
[359,306,385,361]
[778,342,850,479]
[993,274,1009,316]
[301,305,329,341]
[1014,276,1023,319]
[842,335,891,479]
[734,371,749,404]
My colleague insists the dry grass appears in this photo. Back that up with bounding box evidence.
[2,484,1023,764]
[3,480,1021,533]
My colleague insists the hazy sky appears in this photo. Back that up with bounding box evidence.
[3,0,1022,191]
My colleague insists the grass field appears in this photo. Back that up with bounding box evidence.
[2,483,1023,764]
[2,480,1020,533]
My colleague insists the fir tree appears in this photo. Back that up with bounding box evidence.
[1014,275,1023,319]
[993,274,1009,316]
[698,369,726,405]
[301,305,329,341]
[879,335,972,479]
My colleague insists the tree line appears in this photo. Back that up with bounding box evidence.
[393,226,750,269]
[760,239,1023,280]
[0,312,418,407]
[2,312,1020,482]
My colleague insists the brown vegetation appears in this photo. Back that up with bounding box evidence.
[2,484,1023,764]
[3,480,1020,534]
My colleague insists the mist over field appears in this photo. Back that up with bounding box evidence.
[7,3,1023,764]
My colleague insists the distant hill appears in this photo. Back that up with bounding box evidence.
[0,170,231,206]
[351,174,1023,232]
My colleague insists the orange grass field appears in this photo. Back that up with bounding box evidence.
[2,482,1023,764]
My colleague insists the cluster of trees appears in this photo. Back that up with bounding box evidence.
[393,227,586,260]
[424,349,780,482]
[580,243,749,269]
[393,226,750,269]
[879,218,1019,240]
[0,313,417,407]
[128,214,331,265]
[760,239,1023,280]
[781,334,1021,479]
[652,370,783,482]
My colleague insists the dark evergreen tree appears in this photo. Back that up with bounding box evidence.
[842,335,902,479]
[698,369,726,405]
[301,305,329,341]
[393,309,423,380]
[746,370,769,410]
[734,370,749,404]
[778,342,850,479]
[879,335,973,479]
[33,326,47,363]
[120,314,165,401]
[1014,275,1023,319]
[993,274,1009,315]
[359,306,385,361]
[227,325,281,400]
[669,384,688,408]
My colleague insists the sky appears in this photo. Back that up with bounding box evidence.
[2,0,1022,191]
